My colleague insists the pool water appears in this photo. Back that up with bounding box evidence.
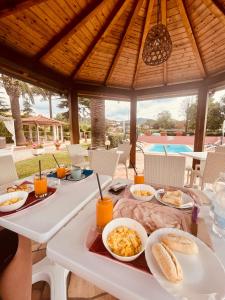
[147,144,192,153]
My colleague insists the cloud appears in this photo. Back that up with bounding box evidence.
[105,100,130,121]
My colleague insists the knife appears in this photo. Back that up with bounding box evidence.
[191,205,200,236]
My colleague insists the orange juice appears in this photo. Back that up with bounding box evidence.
[134,174,144,184]
[34,175,47,198]
[56,166,66,178]
[96,197,113,231]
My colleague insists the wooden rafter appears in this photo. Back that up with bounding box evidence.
[71,0,129,80]
[35,0,105,61]
[105,0,144,86]
[203,0,225,26]
[161,0,167,85]
[132,0,155,87]
[176,0,206,78]
[0,0,47,18]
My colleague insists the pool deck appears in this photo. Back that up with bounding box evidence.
[139,135,220,145]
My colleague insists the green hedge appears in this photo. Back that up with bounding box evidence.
[0,122,13,143]
[108,134,124,148]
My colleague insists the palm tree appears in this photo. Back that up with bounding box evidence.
[0,75,49,146]
[90,98,105,147]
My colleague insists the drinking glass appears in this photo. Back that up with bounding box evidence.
[56,164,66,179]
[96,197,113,232]
[34,174,48,198]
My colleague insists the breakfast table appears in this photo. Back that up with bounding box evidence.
[47,180,225,300]
[0,173,112,300]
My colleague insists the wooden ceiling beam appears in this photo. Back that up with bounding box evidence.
[105,0,144,86]
[71,0,129,79]
[35,0,105,61]
[132,0,155,87]
[0,42,132,98]
[0,0,47,18]
[161,0,167,85]
[176,0,206,78]
[203,0,225,26]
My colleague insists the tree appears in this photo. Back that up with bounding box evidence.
[57,96,90,120]
[154,111,175,129]
[181,96,197,133]
[90,98,105,147]
[206,97,223,131]
[23,97,34,116]
[0,75,50,145]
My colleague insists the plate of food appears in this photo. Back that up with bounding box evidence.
[6,182,34,194]
[0,191,28,212]
[155,189,194,209]
[145,228,225,300]
[102,218,148,262]
[130,184,156,202]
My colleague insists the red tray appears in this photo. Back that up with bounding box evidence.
[89,234,151,274]
[0,186,56,217]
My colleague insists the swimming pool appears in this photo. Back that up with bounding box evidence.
[147,144,192,153]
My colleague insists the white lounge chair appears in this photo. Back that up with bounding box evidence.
[66,144,89,168]
[190,152,225,189]
[144,154,186,187]
[89,150,120,177]
[0,154,18,185]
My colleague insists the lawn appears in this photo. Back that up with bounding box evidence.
[15,151,72,179]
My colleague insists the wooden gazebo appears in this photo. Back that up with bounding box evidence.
[0,0,225,165]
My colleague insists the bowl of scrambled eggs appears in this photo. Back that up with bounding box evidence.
[0,191,28,212]
[102,218,148,262]
[130,184,156,201]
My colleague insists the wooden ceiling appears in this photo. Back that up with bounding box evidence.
[0,0,225,92]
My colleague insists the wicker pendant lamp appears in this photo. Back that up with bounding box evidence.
[142,0,172,66]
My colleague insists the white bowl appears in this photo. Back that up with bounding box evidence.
[102,217,148,262]
[130,184,156,201]
[0,191,28,212]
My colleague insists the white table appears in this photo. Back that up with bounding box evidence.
[0,174,112,300]
[47,189,225,300]
[180,151,208,161]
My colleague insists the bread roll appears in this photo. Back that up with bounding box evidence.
[160,233,198,255]
[152,242,183,283]
[162,190,182,207]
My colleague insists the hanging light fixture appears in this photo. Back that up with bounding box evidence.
[142,0,172,66]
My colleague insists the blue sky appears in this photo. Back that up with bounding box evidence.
[1,87,225,121]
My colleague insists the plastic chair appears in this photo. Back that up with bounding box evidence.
[32,257,69,300]
[144,154,186,187]
[0,154,18,185]
[190,152,225,189]
[89,150,120,177]
[111,143,132,178]
[66,144,89,168]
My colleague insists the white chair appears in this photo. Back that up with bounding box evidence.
[89,150,120,177]
[0,154,18,185]
[216,145,225,153]
[144,154,186,187]
[190,152,225,189]
[111,143,132,178]
[66,144,89,168]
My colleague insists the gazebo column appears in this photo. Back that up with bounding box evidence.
[36,125,40,143]
[68,90,80,144]
[29,125,33,141]
[130,94,137,167]
[56,126,59,140]
[193,86,209,166]
[53,125,57,141]
[60,125,64,142]
[44,126,47,142]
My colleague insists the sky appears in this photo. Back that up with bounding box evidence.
[1,87,225,121]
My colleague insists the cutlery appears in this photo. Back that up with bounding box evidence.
[191,205,200,236]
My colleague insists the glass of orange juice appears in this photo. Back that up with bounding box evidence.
[96,197,113,232]
[34,174,48,198]
[134,174,144,184]
[56,164,66,179]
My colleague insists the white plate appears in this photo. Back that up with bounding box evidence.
[155,189,194,209]
[145,228,225,300]
[0,191,28,212]
[130,184,156,202]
